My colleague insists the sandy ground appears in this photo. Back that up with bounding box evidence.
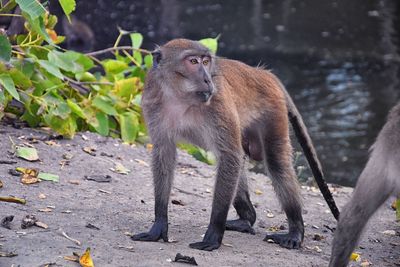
[0,124,399,267]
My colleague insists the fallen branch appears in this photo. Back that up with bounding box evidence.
[0,160,17,164]
[60,230,81,246]
[173,187,205,199]
[0,196,26,204]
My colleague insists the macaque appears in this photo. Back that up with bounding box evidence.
[132,39,338,251]
[329,102,400,267]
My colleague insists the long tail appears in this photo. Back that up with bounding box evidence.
[282,87,340,220]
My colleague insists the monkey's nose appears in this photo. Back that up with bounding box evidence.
[196,91,212,102]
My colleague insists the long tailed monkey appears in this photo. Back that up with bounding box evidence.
[133,39,339,251]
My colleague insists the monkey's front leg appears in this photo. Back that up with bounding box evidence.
[189,152,242,251]
[132,142,176,242]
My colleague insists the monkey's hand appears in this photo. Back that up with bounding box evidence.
[189,225,223,251]
[263,231,303,249]
[131,220,168,242]
[226,219,255,234]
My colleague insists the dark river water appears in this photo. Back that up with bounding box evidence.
[53,0,400,186]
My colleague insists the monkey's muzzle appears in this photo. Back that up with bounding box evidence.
[196,91,213,102]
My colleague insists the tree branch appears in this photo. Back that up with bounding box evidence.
[86,46,151,57]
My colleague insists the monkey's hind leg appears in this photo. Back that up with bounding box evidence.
[263,141,304,249]
[226,169,256,235]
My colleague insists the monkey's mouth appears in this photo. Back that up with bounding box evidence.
[196,91,213,102]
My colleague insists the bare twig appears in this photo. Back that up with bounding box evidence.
[86,46,151,57]
[173,187,206,199]
[76,81,114,86]
[0,160,17,164]
[60,230,81,246]
[63,76,114,94]
[0,196,26,204]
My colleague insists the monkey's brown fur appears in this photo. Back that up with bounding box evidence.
[132,39,333,251]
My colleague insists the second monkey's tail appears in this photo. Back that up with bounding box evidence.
[280,83,340,220]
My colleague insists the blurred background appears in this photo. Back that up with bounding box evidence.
[51,0,400,186]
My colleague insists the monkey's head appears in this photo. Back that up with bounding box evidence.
[151,39,216,104]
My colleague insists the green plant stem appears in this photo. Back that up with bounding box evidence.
[13,44,50,52]
[0,13,22,17]
[122,50,140,66]
[64,76,113,86]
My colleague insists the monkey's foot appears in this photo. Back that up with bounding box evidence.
[189,241,221,251]
[131,221,168,242]
[189,225,223,251]
[263,232,303,249]
[226,219,255,234]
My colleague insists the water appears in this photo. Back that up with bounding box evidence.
[53,0,400,186]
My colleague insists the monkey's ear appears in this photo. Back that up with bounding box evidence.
[152,50,162,68]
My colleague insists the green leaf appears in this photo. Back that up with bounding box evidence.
[67,99,85,119]
[0,0,17,13]
[178,143,216,165]
[92,96,117,116]
[119,112,139,143]
[25,15,54,45]
[9,67,32,89]
[102,59,128,75]
[0,74,20,101]
[38,172,59,182]
[75,53,94,71]
[13,59,35,78]
[16,146,39,161]
[199,37,218,54]
[144,54,153,69]
[0,35,11,62]
[0,90,5,106]
[58,0,76,22]
[47,50,83,73]
[43,113,77,138]
[93,112,109,136]
[16,0,46,19]
[38,60,64,79]
[21,102,41,127]
[114,77,139,99]
[52,101,71,119]
[130,33,143,49]
[75,71,96,82]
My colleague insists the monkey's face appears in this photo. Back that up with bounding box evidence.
[154,39,217,105]
[175,53,215,104]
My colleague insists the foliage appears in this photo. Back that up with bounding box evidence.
[0,0,150,142]
[0,0,219,163]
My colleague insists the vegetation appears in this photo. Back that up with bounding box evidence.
[0,0,217,163]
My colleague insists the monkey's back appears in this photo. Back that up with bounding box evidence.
[216,58,288,129]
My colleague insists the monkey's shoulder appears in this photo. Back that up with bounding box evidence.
[218,58,268,75]
[215,58,285,103]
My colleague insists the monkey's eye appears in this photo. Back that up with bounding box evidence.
[203,59,209,66]
[190,58,199,64]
